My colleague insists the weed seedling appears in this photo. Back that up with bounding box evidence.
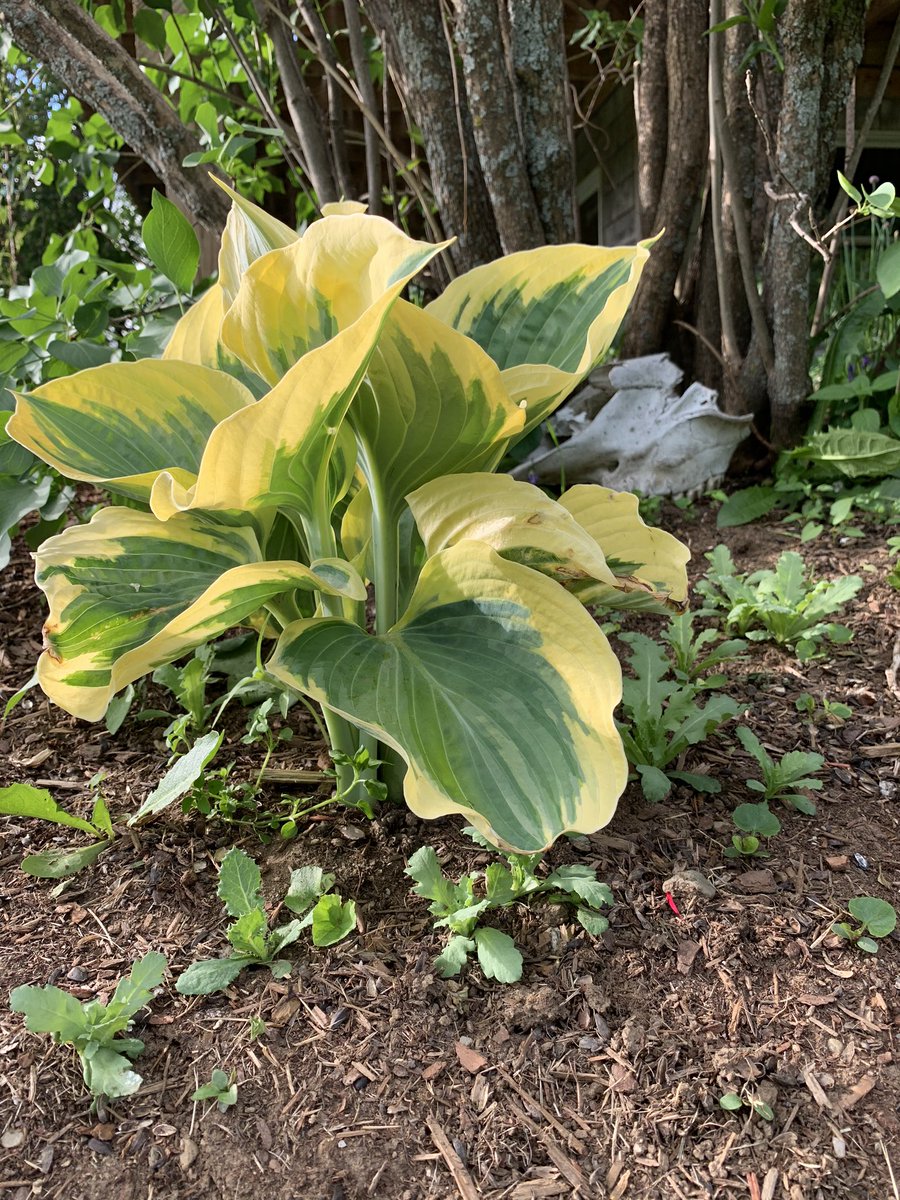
[617,631,739,802]
[0,734,221,880]
[719,1092,774,1121]
[10,952,167,1098]
[192,1069,238,1111]
[176,850,356,995]
[406,830,613,983]
[794,693,853,723]
[832,896,897,953]
[735,726,824,814]
[660,611,747,688]
[724,803,781,858]
[696,545,862,659]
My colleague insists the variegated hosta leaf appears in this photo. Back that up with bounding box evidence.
[407,474,689,612]
[163,182,296,390]
[320,201,369,217]
[558,485,690,611]
[269,541,626,853]
[425,241,653,434]
[351,299,524,518]
[163,283,226,368]
[408,471,615,583]
[151,304,381,522]
[161,284,268,398]
[339,485,422,610]
[340,486,374,579]
[36,507,365,721]
[8,361,256,500]
[213,179,299,306]
[221,215,450,384]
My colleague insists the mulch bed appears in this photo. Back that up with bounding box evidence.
[0,499,898,1200]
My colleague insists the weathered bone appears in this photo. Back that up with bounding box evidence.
[512,355,752,497]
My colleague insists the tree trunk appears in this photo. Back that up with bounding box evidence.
[506,0,575,243]
[766,1,865,446]
[344,0,383,214]
[622,0,708,358]
[367,0,501,270]
[452,0,545,252]
[297,0,354,199]
[634,0,668,237]
[256,0,339,205]
[0,0,230,233]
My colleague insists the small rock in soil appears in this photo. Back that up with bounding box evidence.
[663,869,716,899]
[1,1130,24,1149]
[66,966,88,982]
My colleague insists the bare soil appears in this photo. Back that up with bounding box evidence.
[0,500,898,1200]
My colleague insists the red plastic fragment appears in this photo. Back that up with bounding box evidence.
[665,891,681,916]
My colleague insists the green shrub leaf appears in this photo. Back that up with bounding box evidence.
[143,190,200,294]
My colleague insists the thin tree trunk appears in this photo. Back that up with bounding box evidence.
[622,0,708,357]
[367,0,501,269]
[452,0,544,252]
[297,0,354,199]
[506,0,575,243]
[256,0,339,205]
[634,0,667,237]
[720,0,757,356]
[767,1,827,447]
[0,0,230,233]
[344,0,383,214]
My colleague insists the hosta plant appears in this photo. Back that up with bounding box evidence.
[9,185,689,853]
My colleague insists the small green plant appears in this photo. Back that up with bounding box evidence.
[0,775,114,878]
[660,611,746,687]
[718,476,900,535]
[794,692,853,722]
[192,1068,238,1111]
[176,849,356,995]
[696,545,863,659]
[724,802,781,858]
[183,745,383,840]
[831,896,897,953]
[406,831,613,983]
[718,1091,775,1121]
[0,735,220,878]
[735,726,824,814]
[9,952,166,1098]
[616,631,739,802]
[137,645,217,753]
